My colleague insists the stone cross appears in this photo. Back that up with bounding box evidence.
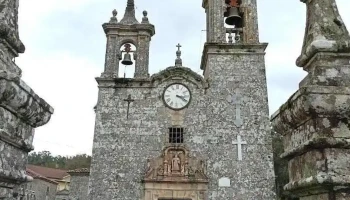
[123,94,134,119]
[232,135,247,161]
[175,43,182,67]
[227,91,248,127]
[176,43,182,51]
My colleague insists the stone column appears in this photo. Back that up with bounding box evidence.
[102,35,119,78]
[271,0,350,199]
[0,0,54,198]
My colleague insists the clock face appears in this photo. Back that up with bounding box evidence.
[163,83,191,110]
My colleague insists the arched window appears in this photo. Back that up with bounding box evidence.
[119,43,137,78]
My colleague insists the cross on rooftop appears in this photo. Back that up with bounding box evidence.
[176,43,182,51]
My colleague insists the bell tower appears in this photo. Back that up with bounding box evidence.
[101,0,155,78]
[200,0,276,199]
[203,0,259,44]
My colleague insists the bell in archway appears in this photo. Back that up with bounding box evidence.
[225,7,242,27]
[121,53,133,65]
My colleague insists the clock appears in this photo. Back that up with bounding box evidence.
[163,83,191,110]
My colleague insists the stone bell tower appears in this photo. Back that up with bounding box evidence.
[101,0,155,78]
[200,0,276,199]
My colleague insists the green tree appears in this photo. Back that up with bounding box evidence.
[28,151,91,170]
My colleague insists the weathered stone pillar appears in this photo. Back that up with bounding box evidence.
[271,0,350,199]
[240,0,259,44]
[0,0,53,198]
[202,0,226,43]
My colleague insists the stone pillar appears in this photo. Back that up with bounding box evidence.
[202,0,226,43]
[102,35,119,78]
[101,10,120,78]
[271,0,350,199]
[134,33,150,78]
[0,0,54,198]
[241,0,259,44]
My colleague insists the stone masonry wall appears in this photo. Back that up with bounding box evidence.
[69,175,89,200]
[201,43,276,199]
[24,179,57,200]
[90,69,209,199]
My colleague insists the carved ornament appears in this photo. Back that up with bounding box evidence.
[144,146,208,183]
[151,66,205,88]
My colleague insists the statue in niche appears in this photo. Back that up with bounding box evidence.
[146,159,152,174]
[172,153,181,172]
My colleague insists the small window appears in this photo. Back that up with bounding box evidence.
[168,127,184,143]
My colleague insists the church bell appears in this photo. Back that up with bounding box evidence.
[121,53,133,65]
[225,7,242,27]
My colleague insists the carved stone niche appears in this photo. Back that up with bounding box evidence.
[143,146,208,200]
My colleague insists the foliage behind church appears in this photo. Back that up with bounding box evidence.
[28,151,91,170]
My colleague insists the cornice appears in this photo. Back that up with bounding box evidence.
[0,77,54,127]
[200,42,268,70]
[271,85,350,134]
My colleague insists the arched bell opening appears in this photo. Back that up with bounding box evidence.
[224,0,244,43]
[119,43,137,78]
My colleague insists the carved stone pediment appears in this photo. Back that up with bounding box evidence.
[144,146,208,183]
[150,66,206,88]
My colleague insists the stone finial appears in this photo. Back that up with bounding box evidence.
[109,9,118,23]
[119,0,140,25]
[297,0,350,68]
[142,10,149,24]
[175,43,183,67]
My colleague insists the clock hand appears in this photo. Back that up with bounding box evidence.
[176,95,188,102]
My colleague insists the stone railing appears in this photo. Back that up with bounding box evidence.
[225,27,243,44]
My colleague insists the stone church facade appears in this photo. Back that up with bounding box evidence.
[89,0,276,199]
[2,0,350,199]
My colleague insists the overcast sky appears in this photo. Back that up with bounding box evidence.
[16,0,350,156]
